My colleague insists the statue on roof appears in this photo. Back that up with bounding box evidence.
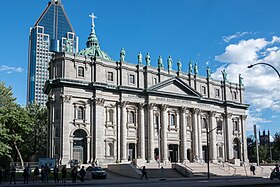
[167,56,172,71]
[177,60,182,72]
[239,74,243,85]
[145,53,151,66]
[194,62,198,75]
[120,48,125,62]
[189,61,193,74]
[221,69,227,81]
[138,52,142,64]
[206,67,211,78]
[158,56,164,69]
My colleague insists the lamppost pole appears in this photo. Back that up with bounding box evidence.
[207,126,218,178]
[247,63,280,79]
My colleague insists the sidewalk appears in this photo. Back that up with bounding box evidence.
[1,176,280,187]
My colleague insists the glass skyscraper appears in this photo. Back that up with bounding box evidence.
[27,0,78,105]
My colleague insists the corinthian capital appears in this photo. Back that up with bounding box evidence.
[95,98,105,106]
[161,104,168,111]
[191,108,200,115]
[60,94,72,103]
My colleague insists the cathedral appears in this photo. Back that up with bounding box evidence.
[44,14,249,166]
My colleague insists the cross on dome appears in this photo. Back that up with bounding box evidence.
[89,13,97,27]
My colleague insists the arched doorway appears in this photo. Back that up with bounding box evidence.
[233,138,241,159]
[73,129,87,164]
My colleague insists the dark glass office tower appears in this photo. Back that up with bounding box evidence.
[27,0,78,105]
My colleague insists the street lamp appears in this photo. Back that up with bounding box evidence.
[207,126,218,178]
[247,63,280,79]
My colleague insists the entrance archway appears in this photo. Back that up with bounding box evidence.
[73,129,87,164]
[233,138,241,159]
[128,143,136,161]
[168,144,178,162]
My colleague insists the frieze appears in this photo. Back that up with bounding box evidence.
[155,97,192,104]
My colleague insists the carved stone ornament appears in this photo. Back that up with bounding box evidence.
[180,106,187,113]
[95,98,105,106]
[119,101,129,108]
[227,113,233,119]
[161,104,168,111]
[192,108,200,115]
[48,94,55,101]
[60,94,72,103]
[138,102,146,109]
[241,115,247,120]
[210,111,217,117]
[148,103,156,109]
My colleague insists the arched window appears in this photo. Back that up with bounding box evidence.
[77,106,84,119]
[128,111,135,123]
[218,147,223,158]
[155,114,160,134]
[109,142,114,157]
[217,120,223,131]
[234,121,239,131]
[170,114,175,126]
[78,66,84,77]
[108,109,114,122]
[202,118,207,129]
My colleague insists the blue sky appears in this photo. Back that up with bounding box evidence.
[0,0,280,138]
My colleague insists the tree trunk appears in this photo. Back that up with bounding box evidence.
[14,141,24,167]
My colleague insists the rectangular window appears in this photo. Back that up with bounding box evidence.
[107,72,113,81]
[233,91,237,100]
[215,88,220,97]
[129,74,135,84]
[201,86,206,95]
[78,66,84,77]
[153,77,158,85]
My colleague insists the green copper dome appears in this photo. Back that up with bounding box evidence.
[78,13,112,61]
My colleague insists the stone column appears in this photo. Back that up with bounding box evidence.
[138,103,145,160]
[197,110,202,160]
[225,112,233,160]
[95,98,105,160]
[180,107,187,163]
[161,104,168,162]
[241,115,249,164]
[120,101,128,162]
[87,137,91,163]
[192,108,199,159]
[61,95,72,165]
[210,111,217,162]
[70,138,73,160]
[148,103,155,162]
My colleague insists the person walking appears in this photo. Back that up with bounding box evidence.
[40,165,45,182]
[23,166,29,184]
[53,165,59,183]
[0,167,3,184]
[61,166,67,183]
[71,167,77,183]
[79,166,86,182]
[250,164,256,175]
[140,166,148,180]
[9,166,16,184]
[33,166,39,182]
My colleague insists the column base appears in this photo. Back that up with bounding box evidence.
[182,160,190,165]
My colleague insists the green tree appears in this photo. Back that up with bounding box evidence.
[23,103,48,160]
[0,82,32,166]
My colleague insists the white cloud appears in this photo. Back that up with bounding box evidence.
[222,32,250,43]
[0,65,24,73]
[213,36,280,132]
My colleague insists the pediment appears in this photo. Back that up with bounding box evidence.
[147,77,201,98]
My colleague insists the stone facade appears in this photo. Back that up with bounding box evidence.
[44,15,249,166]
